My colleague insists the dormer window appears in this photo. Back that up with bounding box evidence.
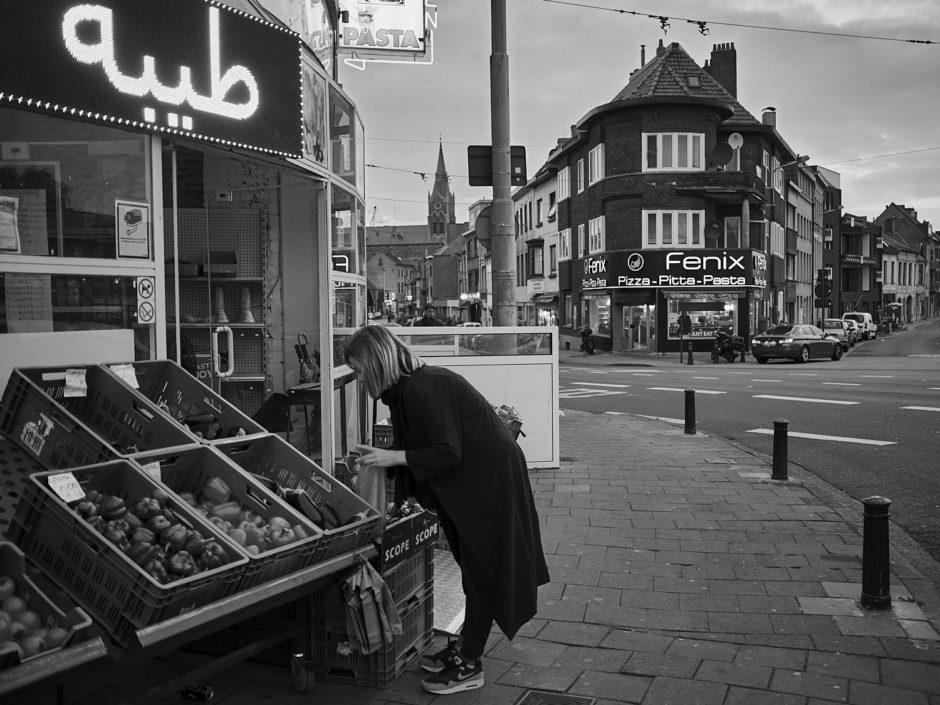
[687,76,701,88]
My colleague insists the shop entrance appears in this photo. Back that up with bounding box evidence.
[622,306,652,350]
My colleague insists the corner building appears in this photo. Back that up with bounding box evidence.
[549,41,806,355]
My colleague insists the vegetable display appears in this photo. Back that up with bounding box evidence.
[0,576,70,667]
[73,488,231,584]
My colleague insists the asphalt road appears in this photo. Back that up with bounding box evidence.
[559,320,940,568]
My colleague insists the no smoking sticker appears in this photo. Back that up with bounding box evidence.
[136,277,156,323]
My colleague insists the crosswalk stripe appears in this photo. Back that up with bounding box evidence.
[746,428,895,446]
[751,379,782,382]
[753,394,858,405]
[901,406,940,412]
[823,382,861,386]
[571,382,631,388]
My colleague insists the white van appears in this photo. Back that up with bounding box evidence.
[842,312,876,340]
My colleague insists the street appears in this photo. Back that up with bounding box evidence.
[559,320,940,567]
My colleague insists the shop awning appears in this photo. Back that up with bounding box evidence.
[531,293,558,304]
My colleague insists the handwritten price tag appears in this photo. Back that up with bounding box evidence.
[64,368,87,398]
[110,363,139,389]
[140,461,162,482]
[48,472,84,503]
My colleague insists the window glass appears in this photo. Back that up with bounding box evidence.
[662,213,673,245]
[662,137,673,168]
[583,294,610,336]
[667,298,736,340]
[677,135,688,166]
[677,212,688,245]
[330,86,360,190]
[646,135,657,169]
[0,108,148,259]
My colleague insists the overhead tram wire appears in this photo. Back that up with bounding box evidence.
[541,0,939,45]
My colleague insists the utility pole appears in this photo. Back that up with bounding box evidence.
[490,0,515,326]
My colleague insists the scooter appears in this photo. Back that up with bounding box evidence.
[579,325,596,355]
[711,330,745,363]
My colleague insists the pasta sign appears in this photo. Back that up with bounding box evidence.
[337,0,428,55]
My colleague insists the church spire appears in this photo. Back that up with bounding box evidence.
[427,138,455,237]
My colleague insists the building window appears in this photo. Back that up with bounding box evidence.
[549,244,557,274]
[724,217,742,248]
[559,228,571,261]
[588,143,605,185]
[642,133,703,171]
[588,215,605,254]
[577,159,585,193]
[577,223,585,257]
[642,210,705,248]
[529,244,544,277]
[536,198,543,225]
[557,167,570,201]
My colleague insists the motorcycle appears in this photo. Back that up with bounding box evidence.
[711,329,745,363]
[579,325,596,355]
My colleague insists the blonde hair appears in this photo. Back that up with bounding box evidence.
[344,325,424,398]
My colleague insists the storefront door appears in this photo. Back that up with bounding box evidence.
[622,306,651,351]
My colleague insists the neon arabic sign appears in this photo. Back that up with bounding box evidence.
[0,0,302,157]
[63,4,259,121]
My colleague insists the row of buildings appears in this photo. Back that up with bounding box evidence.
[367,40,938,352]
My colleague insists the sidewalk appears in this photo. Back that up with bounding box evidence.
[159,389,940,704]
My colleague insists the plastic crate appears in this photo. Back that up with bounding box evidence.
[0,541,93,670]
[102,360,266,442]
[379,545,434,608]
[0,373,117,471]
[1,365,198,468]
[371,423,394,449]
[376,510,440,572]
[130,445,322,589]
[214,434,382,562]
[8,460,247,646]
[308,588,434,688]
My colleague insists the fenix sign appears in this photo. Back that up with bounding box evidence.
[0,0,303,157]
[582,250,768,290]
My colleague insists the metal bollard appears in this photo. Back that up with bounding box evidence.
[687,342,694,365]
[771,419,789,480]
[861,496,892,609]
[684,389,696,435]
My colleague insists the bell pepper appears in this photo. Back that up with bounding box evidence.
[127,541,157,566]
[103,526,129,550]
[269,527,297,548]
[130,527,156,545]
[142,558,169,584]
[292,524,310,540]
[105,518,131,536]
[238,509,264,527]
[208,501,242,524]
[86,515,106,532]
[202,541,227,569]
[244,526,268,549]
[267,515,291,532]
[200,476,232,505]
[151,487,171,508]
[76,500,98,518]
[146,514,172,534]
[167,550,197,577]
[123,512,142,531]
[100,495,127,520]
[160,524,188,551]
[184,532,205,557]
[85,489,101,504]
[228,527,247,547]
[133,497,163,521]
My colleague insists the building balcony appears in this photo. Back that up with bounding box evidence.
[672,171,767,205]
[842,253,875,266]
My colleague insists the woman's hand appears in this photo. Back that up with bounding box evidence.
[355,445,406,470]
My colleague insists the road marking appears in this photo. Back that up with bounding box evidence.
[908,354,940,357]
[823,382,861,386]
[860,375,893,378]
[901,406,940,412]
[753,394,859,405]
[929,387,940,391]
[692,376,720,380]
[571,382,630,388]
[636,414,684,424]
[751,379,783,382]
[788,373,818,376]
[561,368,608,374]
[649,387,726,395]
[631,373,657,376]
[747,428,895,446]
[558,388,626,398]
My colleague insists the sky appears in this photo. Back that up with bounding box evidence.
[337,0,940,231]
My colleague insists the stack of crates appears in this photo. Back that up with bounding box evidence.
[306,509,438,687]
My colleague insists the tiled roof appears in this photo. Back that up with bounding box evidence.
[612,41,760,126]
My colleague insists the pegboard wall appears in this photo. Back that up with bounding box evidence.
[165,208,266,278]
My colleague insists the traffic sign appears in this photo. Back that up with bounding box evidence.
[814,282,832,298]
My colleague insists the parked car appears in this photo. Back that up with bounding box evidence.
[818,318,852,351]
[751,324,843,364]
[842,312,876,340]
[842,319,859,346]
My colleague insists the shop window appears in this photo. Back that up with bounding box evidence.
[667,298,736,340]
[330,86,363,193]
[0,108,148,259]
[583,295,610,336]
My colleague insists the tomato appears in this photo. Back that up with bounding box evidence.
[45,627,69,648]
[0,576,16,600]
[17,610,41,633]
[2,595,27,620]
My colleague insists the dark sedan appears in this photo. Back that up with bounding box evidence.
[751,324,843,364]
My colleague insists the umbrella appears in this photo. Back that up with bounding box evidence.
[342,558,402,654]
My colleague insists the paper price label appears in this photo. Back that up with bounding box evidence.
[140,461,162,482]
[64,368,87,398]
[48,472,84,503]
[110,363,140,389]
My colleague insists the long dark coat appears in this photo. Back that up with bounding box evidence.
[381,365,549,640]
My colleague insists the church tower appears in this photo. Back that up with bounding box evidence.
[427,140,455,237]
